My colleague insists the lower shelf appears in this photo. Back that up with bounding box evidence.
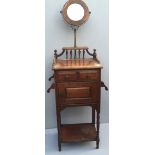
[60,123,97,142]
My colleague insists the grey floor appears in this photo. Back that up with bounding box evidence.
[45,123,109,155]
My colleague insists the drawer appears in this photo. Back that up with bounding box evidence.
[55,70,100,82]
[56,82,100,105]
[55,71,77,82]
[79,70,99,81]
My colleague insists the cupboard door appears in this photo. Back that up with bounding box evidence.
[57,82,100,105]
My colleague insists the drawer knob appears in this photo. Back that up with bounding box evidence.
[76,71,80,78]
[86,75,90,79]
[65,75,69,80]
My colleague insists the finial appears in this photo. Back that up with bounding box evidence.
[54,49,57,59]
[93,49,97,59]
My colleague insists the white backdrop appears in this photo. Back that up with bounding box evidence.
[45,0,109,129]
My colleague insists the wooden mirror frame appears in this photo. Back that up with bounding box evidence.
[61,0,90,27]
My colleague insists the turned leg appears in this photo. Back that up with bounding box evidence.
[96,109,100,149]
[92,106,95,124]
[56,107,62,151]
[58,138,61,151]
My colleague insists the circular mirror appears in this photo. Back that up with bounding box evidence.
[61,0,90,27]
[67,4,84,21]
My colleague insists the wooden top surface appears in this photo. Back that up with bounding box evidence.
[52,58,103,70]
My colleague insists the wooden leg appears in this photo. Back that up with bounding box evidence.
[58,137,61,151]
[92,106,95,124]
[56,106,62,151]
[96,140,99,149]
[96,109,100,149]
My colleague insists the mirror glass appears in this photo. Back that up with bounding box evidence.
[67,4,84,21]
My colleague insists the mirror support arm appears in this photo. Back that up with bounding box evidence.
[74,28,77,48]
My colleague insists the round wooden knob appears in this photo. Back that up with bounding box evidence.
[65,75,69,80]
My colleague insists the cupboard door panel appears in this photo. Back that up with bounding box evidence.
[57,82,100,105]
